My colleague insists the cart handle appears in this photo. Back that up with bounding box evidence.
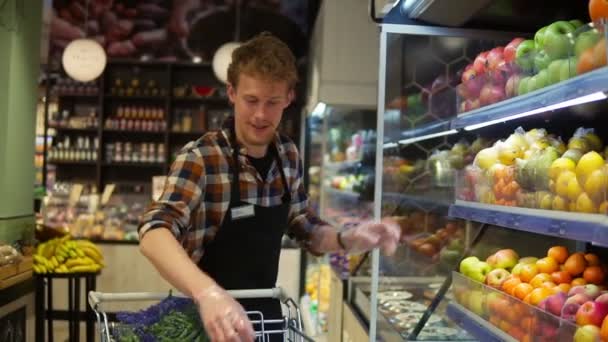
[89,288,286,309]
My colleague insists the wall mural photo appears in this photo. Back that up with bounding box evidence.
[49,0,311,68]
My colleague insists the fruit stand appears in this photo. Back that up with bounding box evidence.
[324,1,608,341]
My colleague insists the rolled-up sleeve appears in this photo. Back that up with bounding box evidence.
[138,148,205,243]
[287,157,327,251]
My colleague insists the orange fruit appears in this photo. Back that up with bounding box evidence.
[584,265,607,285]
[499,320,512,333]
[585,253,601,266]
[537,257,560,274]
[590,0,608,22]
[593,39,607,68]
[578,48,596,75]
[530,273,553,288]
[489,315,501,327]
[541,281,557,289]
[528,287,554,306]
[548,246,569,264]
[564,253,588,277]
[551,270,573,284]
[572,277,588,286]
[502,275,523,296]
[554,283,572,294]
[513,283,534,301]
[523,293,532,304]
[520,264,539,283]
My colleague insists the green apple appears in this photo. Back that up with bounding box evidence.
[527,75,539,92]
[574,29,600,57]
[467,290,486,316]
[559,56,578,81]
[535,69,549,89]
[519,256,539,264]
[534,50,552,71]
[535,26,548,49]
[543,21,577,60]
[407,93,421,108]
[469,261,492,283]
[460,256,480,275]
[570,19,585,29]
[515,39,536,72]
[517,76,531,95]
[547,59,565,84]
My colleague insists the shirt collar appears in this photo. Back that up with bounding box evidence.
[221,115,283,156]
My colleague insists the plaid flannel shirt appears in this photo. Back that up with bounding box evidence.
[138,116,326,263]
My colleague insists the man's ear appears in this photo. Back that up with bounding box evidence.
[287,89,295,105]
[227,83,237,104]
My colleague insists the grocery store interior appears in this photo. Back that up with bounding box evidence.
[6,0,608,341]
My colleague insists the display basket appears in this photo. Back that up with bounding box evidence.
[88,287,314,342]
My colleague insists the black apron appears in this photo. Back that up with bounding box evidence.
[198,140,291,340]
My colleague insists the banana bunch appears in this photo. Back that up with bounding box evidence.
[33,235,105,274]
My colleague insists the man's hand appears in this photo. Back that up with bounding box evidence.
[194,285,255,342]
[340,218,401,255]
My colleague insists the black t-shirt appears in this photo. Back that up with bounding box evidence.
[247,151,274,180]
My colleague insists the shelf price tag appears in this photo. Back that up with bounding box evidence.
[101,184,116,206]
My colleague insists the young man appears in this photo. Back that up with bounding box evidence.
[138,32,400,342]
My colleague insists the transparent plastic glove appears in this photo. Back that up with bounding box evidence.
[194,284,255,342]
[340,218,401,255]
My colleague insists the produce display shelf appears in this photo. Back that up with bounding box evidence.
[48,127,99,133]
[449,200,608,246]
[323,159,362,170]
[383,192,452,211]
[398,120,451,141]
[451,67,608,130]
[323,186,361,199]
[446,302,516,342]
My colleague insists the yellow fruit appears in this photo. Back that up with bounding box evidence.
[525,129,547,143]
[475,147,499,170]
[556,171,577,198]
[570,202,578,212]
[498,147,522,165]
[530,139,550,151]
[599,201,608,214]
[506,133,529,151]
[576,193,598,213]
[568,137,591,153]
[523,150,534,160]
[567,177,583,201]
[584,133,603,152]
[552,196,569,211]
[549,180,556,193]
[555,142,567,155]
[549,158,576,181]
[540,193,554,210]
[576,151,605,185]
[584,168,608,202]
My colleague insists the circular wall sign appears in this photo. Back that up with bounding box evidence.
[61,39,107,82]
[212,42,241,84]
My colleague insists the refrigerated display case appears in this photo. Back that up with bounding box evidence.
[345,1,608,341]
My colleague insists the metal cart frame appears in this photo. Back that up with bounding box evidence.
[88,287,315,342]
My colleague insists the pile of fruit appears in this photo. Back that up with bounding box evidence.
[33,235,104,274]
[458,246,608,340]
[460,126,608,214]
[405,222,464,260]
[458,16,606,113]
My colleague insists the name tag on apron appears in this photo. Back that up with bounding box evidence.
[231,205,255,220]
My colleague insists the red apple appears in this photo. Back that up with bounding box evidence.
[505,74,521,98]
[473,51,489,74]
[595,293,608,304]
[545,292,568,317]
[576,301,608,326]
[569,285,602,300]
[461,65,477,83]
[563,294,593,321]
[504,38,525,62]
[486,268,511,288]
[487,47,505,71]
[479,83,506,106]
[574,325,601,342]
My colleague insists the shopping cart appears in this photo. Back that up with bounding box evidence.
[88,287,315,342]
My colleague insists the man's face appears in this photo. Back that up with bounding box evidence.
[228,73,293,150]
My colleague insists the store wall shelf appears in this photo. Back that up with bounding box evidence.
[103,129,165,136]
[384,191,452,211]
[449,200,608,247]
[105,95,167,101]
[451,67,608,130]
[48,127,99,133]
[102,162,165,168]
[446,303,516,342]
[48,160,96,166]
[171,97,228,105]
[55,93,99,99]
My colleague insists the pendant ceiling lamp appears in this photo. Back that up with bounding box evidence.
[212,0,244,84]
[61,0,106,82]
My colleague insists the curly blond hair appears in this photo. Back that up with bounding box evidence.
[227,32,298,89]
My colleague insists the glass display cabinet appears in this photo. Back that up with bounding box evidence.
[356,5,608,342]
